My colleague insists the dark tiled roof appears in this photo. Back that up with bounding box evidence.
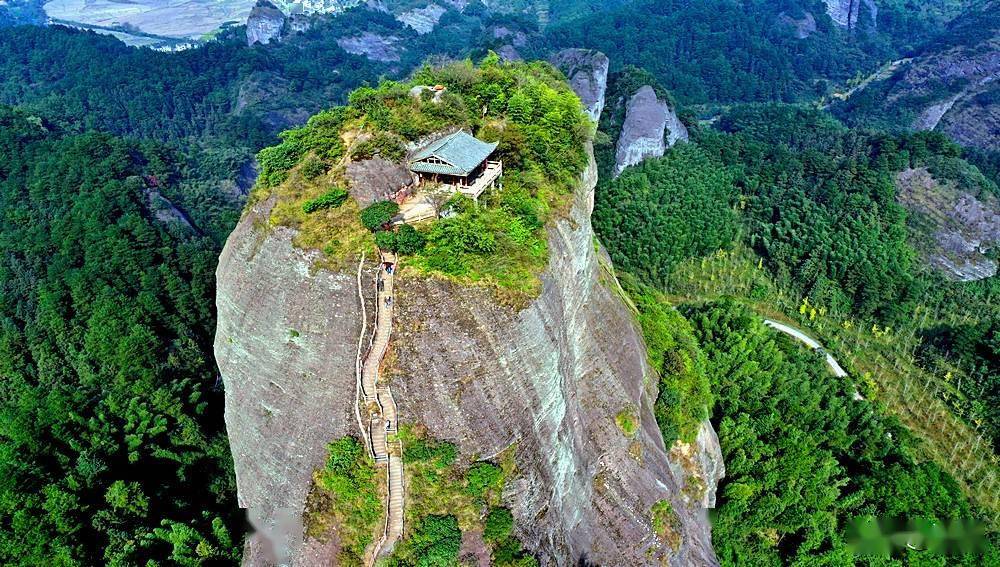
[409,130,498,176]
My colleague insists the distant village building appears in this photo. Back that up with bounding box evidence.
[408,130,503,202]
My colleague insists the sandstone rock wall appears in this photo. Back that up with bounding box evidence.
[385,146,719,565]
[215,200,378,565]
[549,49,610,123]
[823,0,877,30]
[896,167,1000,281]
[246,0,287,45]
[613,85,688,177]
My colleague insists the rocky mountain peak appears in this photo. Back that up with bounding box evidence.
[550,48,610,123]
[613,85,688,177]
[246,0,287,46]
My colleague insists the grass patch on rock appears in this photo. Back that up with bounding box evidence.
[304,436,383,566]
[389,425,536,566]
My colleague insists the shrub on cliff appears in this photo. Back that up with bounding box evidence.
[306,436,381,564]
[375,224,426,255]
[302,187,348,213]
[360,200,400,231]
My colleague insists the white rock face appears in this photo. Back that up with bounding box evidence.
[550,48,610,123]
[396,3,446,34]
[246,0,286,45]
[613,85,688,177]
[694,420,725,508]
[215,205,377,564]
[337,32,402,62]
[823,0,877,29]
[896,167,1000,282]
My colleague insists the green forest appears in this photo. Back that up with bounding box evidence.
[685,300,994,565]
[0,108,240,564]
[539,0,964,105]
[592,100,999,563]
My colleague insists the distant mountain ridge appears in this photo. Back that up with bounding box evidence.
[833,0,1000,151]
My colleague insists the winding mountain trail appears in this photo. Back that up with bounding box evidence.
[358,251,405,565]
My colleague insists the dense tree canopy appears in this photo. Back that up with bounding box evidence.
[683,300,995,566]
[594,145,739,285]
[0,108,240,565]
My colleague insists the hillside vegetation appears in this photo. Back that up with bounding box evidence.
[253,55,590,298]
[592,99,999,563]
[0,108,240,565]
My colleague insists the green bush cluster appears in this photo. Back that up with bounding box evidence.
[403,436,458,469]
[395,514,462,566]
[351,132,406,162]
[302,187,349,214]
[465,462,503,503]
[482,506,536,566]
[360,200,400,231]
[257,108,352,188]
[310,436,381,564]
[374,224,426,255]
[622,276,711,446]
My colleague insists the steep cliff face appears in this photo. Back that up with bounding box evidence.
[896,167,1000,281]
[613,85,688,178]
[396,3,447,34]
[823,0,877,30]
[246,0,287,46]
[905,37,1000,150]
[217,143,722,564]
[549,49,610,123]
[215,198,377,564]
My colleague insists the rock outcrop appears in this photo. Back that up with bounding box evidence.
[613,85,688,177]
[217,142,722,565]
[823,0,877,30]
[835,2,999,150]
[550,49,610,123]
[246,0,287,46]
[216,197,378,565]
[346,157,414,206]
[776,10,817,39]
[903,38,1000,150]
[896,167,1000,281]
[143,186,197,233]
[336,32,402,62]
[396,3,446,34]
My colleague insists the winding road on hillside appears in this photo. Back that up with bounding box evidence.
[763,319,849,378]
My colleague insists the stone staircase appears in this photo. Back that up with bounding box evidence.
[359,251,405,564]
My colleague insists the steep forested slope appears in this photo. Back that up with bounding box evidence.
[0,108,241,565]
[593,101,1000,562]
[540,0,978,105]
[685,300,995,565]
[832,1,1000,154]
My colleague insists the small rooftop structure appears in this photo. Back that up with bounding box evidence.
[408,130,503,204]
[398,130,504,223]
[409,130,498,178]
